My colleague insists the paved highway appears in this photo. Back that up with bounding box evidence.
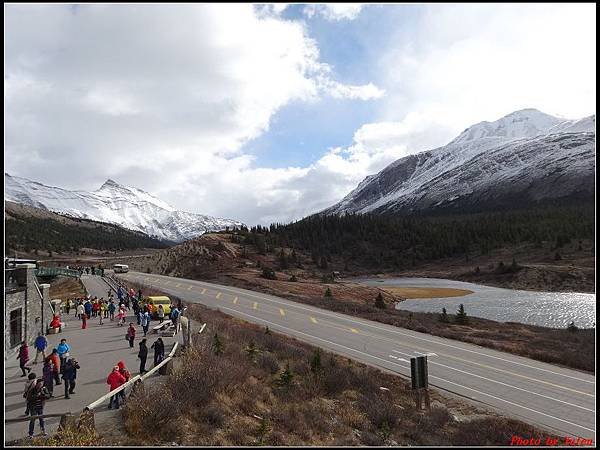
[120,271,596,442]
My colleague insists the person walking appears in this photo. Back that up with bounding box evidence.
[81,310,87,329]
[84,298,93,319]
[102,300,109,318]
[117,361,131,404]
[138,339,148,374]
[170,306,180,335]
[23,372,37,415]
[56,338,70,370]
[42,360,54,397]
[27,378,50,438]
[17,342,32,377]
[127,323,136,348]
[76,301,84,320]
[151,338,165,366]
[65,299,71,315]
[47,349,61,385]
[157,305,165,323]
[62,357,80,399]
[108,300,116,321]
[141,310,150,337]
[32,333,48,364]
[92,300,100,318]
[106,366,126,409]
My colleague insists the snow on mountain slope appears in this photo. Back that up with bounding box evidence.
[324,109,595,216]
[4,174,244,242]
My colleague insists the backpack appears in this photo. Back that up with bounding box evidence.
[171,309,179,319]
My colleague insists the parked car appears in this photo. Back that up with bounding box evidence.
[143,296,171,319]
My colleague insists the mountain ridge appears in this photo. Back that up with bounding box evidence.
[4,174,244,242]
[324,109,595,216]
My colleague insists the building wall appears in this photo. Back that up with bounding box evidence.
[4,266,52,359]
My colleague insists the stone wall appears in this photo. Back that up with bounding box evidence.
[4,265,52,359]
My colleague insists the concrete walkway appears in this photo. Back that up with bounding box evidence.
[4,275,179,443]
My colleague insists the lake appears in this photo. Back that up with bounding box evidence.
[354,277,596,328]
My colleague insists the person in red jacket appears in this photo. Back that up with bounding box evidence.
[126,323,136,348]
[17,342,32,377]
[116,360,131,404]
[46,349,61,385]
[106,366,126,409]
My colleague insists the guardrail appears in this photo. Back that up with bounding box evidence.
[35,267,81,278]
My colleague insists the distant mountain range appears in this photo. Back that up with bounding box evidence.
[324,109,595,216]
[4,174,244,242]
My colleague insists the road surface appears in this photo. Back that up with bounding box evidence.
[4,275,178,443]
[119,271,596,443]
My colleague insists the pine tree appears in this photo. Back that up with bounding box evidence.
[278,362,294,387]
[375,292,386,309]
[310,349,322,373]
[439,307,449,323]
[324,287,332,298]
[212,333,224,355]
[265,326,271,335]
[455,304,469,324]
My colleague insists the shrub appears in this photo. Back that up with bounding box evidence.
[289,275,298,282]
[261,267,277,280]
[202,404,226,427]
[375,292,386,309]
[309,349,322,373]
[324,287,333,298]
[277,362,294,388]
[258,352,280,374]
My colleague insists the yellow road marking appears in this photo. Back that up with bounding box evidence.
[253,302,258,310]
[310,317,318,324]
[201,288,206,294]
[351,328,359,334]
[187,285,193,290]
[233,297,238,304]
[164,281,170,285]
[175,283,181,287]
[216,292,221,299]
[280,308,285,316]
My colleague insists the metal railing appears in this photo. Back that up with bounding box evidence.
[35,267,81,278]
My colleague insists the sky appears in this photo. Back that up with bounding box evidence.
[4,3,596,225]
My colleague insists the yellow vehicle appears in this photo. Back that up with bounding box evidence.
[143,296,171,318]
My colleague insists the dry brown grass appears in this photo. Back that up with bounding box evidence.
[114,280,557,446]
[381,286,474,298]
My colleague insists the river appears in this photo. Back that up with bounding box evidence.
[354,277,596,328]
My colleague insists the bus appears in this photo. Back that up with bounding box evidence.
[113,264,129,273]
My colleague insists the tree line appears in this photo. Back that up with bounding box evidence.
[231,204,594,271]
[5,215,170,254]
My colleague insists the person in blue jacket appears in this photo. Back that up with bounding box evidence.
[32,333,48,364]
[56,338,71,370]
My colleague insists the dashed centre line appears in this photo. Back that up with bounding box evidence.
[201,288,206,294]
[216,292,222,299]
[253,302,258,310]
[280,308,285,316]
[233,297,238,304]
[310,317,318,324]
[187,285,193,290]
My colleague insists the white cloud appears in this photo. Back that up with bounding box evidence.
[5,4,595,226]
[5,4,382,224]
[304,4,365,21]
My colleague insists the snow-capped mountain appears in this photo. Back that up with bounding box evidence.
[324,109,595,216]
[4,175,244,242]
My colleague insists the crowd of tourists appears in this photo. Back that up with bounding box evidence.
[16,281,181,438]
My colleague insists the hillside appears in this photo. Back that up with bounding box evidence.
[4,201,171,255]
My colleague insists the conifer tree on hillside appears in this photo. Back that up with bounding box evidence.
[455,304,469,325]
[375,292,386,309]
